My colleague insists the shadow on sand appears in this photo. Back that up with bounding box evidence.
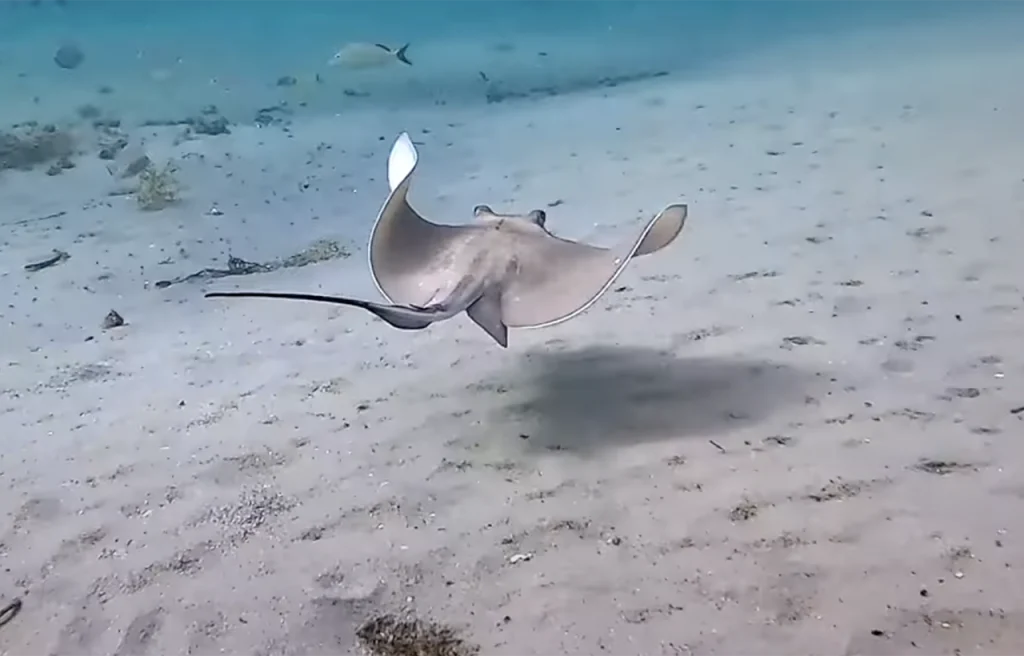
[495,346,820,453]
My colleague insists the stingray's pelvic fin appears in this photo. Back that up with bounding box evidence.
[465,289,508,348]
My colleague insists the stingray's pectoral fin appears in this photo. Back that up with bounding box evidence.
[204,290,442,331]
[632,203,688,258]
[465,289,508,348]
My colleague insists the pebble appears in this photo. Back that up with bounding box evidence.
[54,43,84,69]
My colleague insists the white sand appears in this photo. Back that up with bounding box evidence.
[3,7,1024,655]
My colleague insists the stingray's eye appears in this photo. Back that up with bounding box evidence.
[529,210,546,226]
[473,204,492,217]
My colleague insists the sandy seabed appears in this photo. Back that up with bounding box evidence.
[3,9,1024,656]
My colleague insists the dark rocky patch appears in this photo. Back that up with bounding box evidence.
[1,124,74,171]
[356,614,479,656]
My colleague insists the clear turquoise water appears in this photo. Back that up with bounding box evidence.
[3,0,1019,125]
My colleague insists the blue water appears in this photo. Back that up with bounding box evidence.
[2,0,1019,125]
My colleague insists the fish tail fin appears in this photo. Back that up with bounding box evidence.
[395,43,413,66]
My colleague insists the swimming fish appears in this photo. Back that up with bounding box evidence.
[327,42,412,69]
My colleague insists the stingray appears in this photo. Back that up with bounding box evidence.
[205,133,688,347]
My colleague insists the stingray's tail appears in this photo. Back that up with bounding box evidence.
[205,291,437,330]
[208,291,363,305]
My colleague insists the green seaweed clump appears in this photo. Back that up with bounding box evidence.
[136,160,180,211]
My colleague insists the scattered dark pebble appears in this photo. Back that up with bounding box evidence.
[276,75,297,87]
[782,335,825,347]
[54,43,84,69]
[24,249,70,272]
[728,500,759,522]
[45,155,74,176]
[946,387,980,399]
[102,310,125,329]
[730,270,778,281]
[0,598,22,629]
[298,526,324,541]
[254,104,292,128]
[894,335,934,351]
[136,106,230,136]
[911,459,973,475]
[189,114,230,136]
[764,435,793,446]
[76,103,101,119]
[98,137,128,160]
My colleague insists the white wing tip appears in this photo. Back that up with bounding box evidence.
[387,132,419,191]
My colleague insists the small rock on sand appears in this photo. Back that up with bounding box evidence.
[54,43,84,70]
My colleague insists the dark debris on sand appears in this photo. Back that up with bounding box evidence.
[1,123,74,172]
[356,614,479,656]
